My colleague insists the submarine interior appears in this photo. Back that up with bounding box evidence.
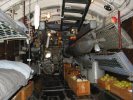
[0,0,133,100]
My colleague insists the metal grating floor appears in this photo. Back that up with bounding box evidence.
[32,74,94,100]
[31,74,121,100]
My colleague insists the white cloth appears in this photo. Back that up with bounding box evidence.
[0,69,26,100]
[0,60,33,79]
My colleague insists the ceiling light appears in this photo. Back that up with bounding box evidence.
[94,43,100,52]
[34,3,40,29]
[48,32,51,37]
[91,0,94,3]
[26,39,30,44]
[46,12,51,19]
[45,51,52,58]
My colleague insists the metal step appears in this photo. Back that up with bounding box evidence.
[65,0,89,4]
[60,0,91,31]
[63,16,81,20]
[64,8,84,14]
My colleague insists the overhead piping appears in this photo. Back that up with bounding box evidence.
[118,11,122,49]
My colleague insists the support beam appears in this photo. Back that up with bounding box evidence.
[60,0,65,31]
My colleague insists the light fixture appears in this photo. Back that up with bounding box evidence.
[41,12,51,21]
[26,39,30,44]
[46,12,51,19]
[48,32,51,37]
[46,32,51,48]
[94,43,100,52]
[91,0,94,3]
[45,51,52,58]
[34,3,40,29]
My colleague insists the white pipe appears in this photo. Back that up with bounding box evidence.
[46,36,50,48]
[34,3,40,29]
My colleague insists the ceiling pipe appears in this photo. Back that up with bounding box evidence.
[23,1,26,24]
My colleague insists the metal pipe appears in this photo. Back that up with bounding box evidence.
[46,36,50,48]
[118,10,122,49]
